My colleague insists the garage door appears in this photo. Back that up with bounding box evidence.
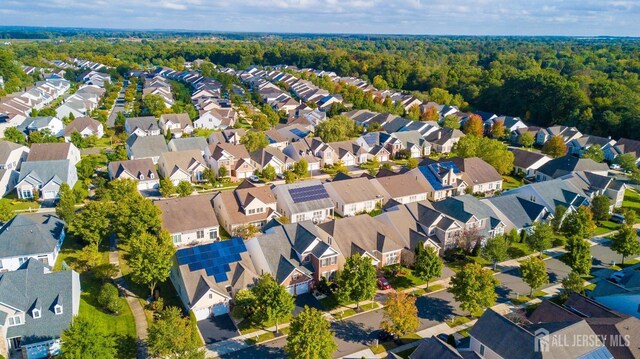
[43,191,56,200]
[212,302,229,316]
[294,281,309,295]
[287,285,295,295]
[193,307,211,321]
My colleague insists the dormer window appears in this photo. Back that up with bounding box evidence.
[150,173,154,179]
[32,308,41,319]
[54,304,63,315]
[139,174,144,180]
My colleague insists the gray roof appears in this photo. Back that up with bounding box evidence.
[125,116,160,134]
[17,117,57,134]
[503,178,590,214]
[273,180,334,215]
[0,140,26,164]
[537,155,609,179]
[410,337,463,359]
[431,195,501,226]
[257,224,314,283]
[0,213,65,258]
[126,134,169,159]
[510,148,550,169]
[168,137,208,152]
[18,160,73,186]
[484,195,548,230]
[2,259,79,345]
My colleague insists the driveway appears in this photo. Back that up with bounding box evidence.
[197,314,239,344]
[293,293,323,315]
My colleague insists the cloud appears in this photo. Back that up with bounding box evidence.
[0,0,639,36]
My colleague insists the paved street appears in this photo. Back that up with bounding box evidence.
[107,80,127,127]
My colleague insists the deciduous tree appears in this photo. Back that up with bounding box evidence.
[56,182,76,223]
[252,274,295,333]
[241,131,269,152]
[61,316,117,359]
[562,271,585,297]
[611,224,640,265]
[542,136,567,158]
[561,206,596,239]
[176,180,193,197]
[381,292,419,338]
[159,177,176,197]
[336,253,377,310]
[128,231,175,297]
[564,236,592,275]
[463,114,484,137]
[591,195,611,222]
[526,222,553,255]
[519,132,535,148]
[481,235,509,270]
[583,144,604,163]
[448,263,498,315]
[262,164,277,181]
[413,245,442,289]
[285,306,337,359]
[442,114,460,129]
[69,201,113,248]
[490,120,505,139]
[147,306,204,359]
[520,256,549,296]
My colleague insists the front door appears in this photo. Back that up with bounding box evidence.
[9,337,21,351]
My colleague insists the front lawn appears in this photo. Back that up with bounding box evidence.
[594,220,620,235]
[446,315,471,328]
[502,175,524,191]
[386,267,426,290]
[0,195,40,213]
[622,189,640,220]
[370,333,421,355]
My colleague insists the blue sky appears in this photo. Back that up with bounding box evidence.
[1,0,639,36]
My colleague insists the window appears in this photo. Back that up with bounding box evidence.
[292,272,300,280]
[139,174,144,180]
[18,257,29,265]
[172,234,182,244]
[197,230,204,239]
[248,208,256,215]
[385,252,399,265]
[209,293,213,299]
[21,189,33,199]
[209,229,217,240]
[54,305,63,315]
[150,173,154,179]
[8,315,22,326]
[256,207,264,213]
[32,309,41,319]
[313,210,323,218]
[480,344,485,356]
[295,214,305,222]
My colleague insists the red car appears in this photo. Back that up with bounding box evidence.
[377,276,391,290]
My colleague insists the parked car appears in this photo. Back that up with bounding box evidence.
[249,175,260,183]
[611,213,626,224]
[277,173,285,180]
[377,276,391,290]
[609,271,625,283]
[610,164,621,170]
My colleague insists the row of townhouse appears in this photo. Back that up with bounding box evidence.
[71,58,107,71]
[142,74,174,108]
[0,78,71,128]
[55,84,107,119]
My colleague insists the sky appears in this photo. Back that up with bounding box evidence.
[0,0,639,37]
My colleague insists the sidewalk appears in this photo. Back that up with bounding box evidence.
[109,243,148,359]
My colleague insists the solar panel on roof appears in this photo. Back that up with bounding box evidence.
[288,184,330,204]
[176,237,247,284]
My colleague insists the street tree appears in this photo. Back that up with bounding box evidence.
[381,292,420,338]
[551,205,567,232]
[55,182,76,223]
[481,235,509,270]
[61,316,117,359]
[128,231,175,298]
[591,195,611,222]
[112,195,162,241]
[562,271,585,298]
[448,263,498,315]
[614,153,637,172]
[285,306,337,359]
[147,306,204,359]
[564,236,592,275]
[413,245,442,289]
[542,135,567,158]
[336,253,377,310]
[202,168,217,186]
[526,222,553,255]
[611,224,640,265]
[520,256,549,297]
[252,274,295,333]
[284,170,296,184]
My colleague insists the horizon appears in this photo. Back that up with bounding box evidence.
[1,0,639,37]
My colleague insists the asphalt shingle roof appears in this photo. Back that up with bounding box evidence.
[0,213,65,258]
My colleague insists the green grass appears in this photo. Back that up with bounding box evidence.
[585,283,597,291]
[620,258,640,268]
[371,333,421,354]
[533,290,548,297]
[510,295,534,305]
[334,302,379,320]
[594,220,620,235]
[446,316,471,328]
[0,196,40,213]
[245,327,291,345]
[457,328,471,338]
[622,189,640,214]
[387,267,427,290]
[236,314,293,334]
[507,242,534,259]
[502,175,524,191]
[319,293,345,311]
[411,284,445,296]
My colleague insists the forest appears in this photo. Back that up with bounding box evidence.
[1,32,640,140]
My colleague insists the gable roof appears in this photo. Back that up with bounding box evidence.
[537,155,609,179]
[27,142,73,162]
[510,148,551,169]
[0,213,65,258]
[168,137,208,152]
[126,134,169,158]
[255,224,317,283]
[1,259,79,345]
[272,180,334,215]
[63,116,101,136]
[108,158,158,181]
[125,116,160,134]
[0,140,26,164]
[449,157,502,185]
[18,159,74,186]
[371,172,432,199]
[324,177,382,204]
[317,215,404,256]
[155,194,219,234]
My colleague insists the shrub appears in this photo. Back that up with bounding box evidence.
[98,283,122,314]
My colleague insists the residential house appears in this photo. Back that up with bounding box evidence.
[246,221,342,294]
[26,142,81,167]
[567,135,616,157]
[167,137,208,155]
[562,171,626,209]
[408,337,463,359]
[604,138,640,164]
[392,131,432,157]
[536,126,582,146]
[0,141,28,196]
[317,215,404,268]
[370,172,431,205]
[207,129,246,145]
[510,148,552,178]
[276,124,312,142]
[324,177,383,217]
[282,137,333,171]
[125,134,169,164]
[483,195,551,233]
[249,146,294,175]
[488,116,528,134]
[204,143,255,180]
[212,181,279,236]
[55,85,105,119]
[16,160,78,200]
[17,117,65,138]
[468,309,612,359]
[412,162,466,201]
[194,109,237,130]
[356,132,404,159]
[449,157,503,196]
[171,237,259,320]
[158,150,207,185]
[0,259,80,359]
[124,116,161,137]
[590,270,640,321]
[535,155,609,181]
[272,180,335,223]
[501,178,590,217]
[0,213,66,271]
[424,127,464,153]
[62,117,104,141]
[107,158,159,192]
[530,294,640,358]
[430,194,505,242]
[510,126,541,145]
[159,113,193,138]
[263,129,289,151]
[155,194,220,247]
